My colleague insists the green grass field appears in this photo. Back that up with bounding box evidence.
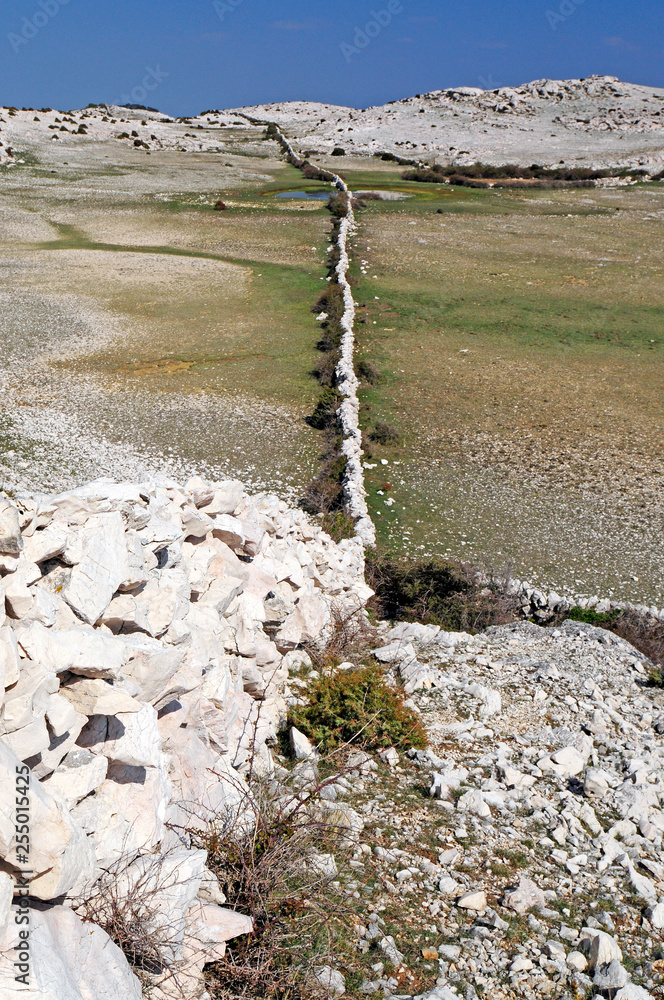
[341,170,664,602]
[2,134,663,600]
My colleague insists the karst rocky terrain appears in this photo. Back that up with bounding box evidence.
[1,75,663,1000]
[1,477,664,1000]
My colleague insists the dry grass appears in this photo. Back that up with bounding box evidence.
[352,181,664,601]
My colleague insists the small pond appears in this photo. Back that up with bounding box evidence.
[274,190,331,200]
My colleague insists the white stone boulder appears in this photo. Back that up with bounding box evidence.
[72,762,170,868]
[102,704,163,767]
[502,876,546,915]
[119,635,186,704]
[457,889,487,911]
[184,899,253,965]
[0,499,22,556]
[206,480,244,515]
[22,524,68,564]
[290,726,316,760]
[314,966,346,996]
[44,748,109,808]
[59,678,142,717]
[0,742,95,899]
[63,512,131,624]
[17,622,125,679]
[584,928,623,968]
[0,626,21,690]
[0,904,142,999]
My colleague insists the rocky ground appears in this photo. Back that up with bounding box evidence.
[1,475,664,999]
[285,618,664,1000]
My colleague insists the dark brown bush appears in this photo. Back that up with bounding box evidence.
[369,422,401,446]
[356,359,382,384]
[366,551,520,633]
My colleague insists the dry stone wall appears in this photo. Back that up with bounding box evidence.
[254,119,377,546]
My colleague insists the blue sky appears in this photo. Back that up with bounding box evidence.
[0,0,661,115]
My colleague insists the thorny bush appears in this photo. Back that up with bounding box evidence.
[192,768,362,999]
[366,550,520,633]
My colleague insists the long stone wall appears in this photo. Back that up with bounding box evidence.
[251,119,376,547]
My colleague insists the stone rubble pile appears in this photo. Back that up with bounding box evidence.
[510,579,664,626]
[0,477,371,999]
[349,618,664,999]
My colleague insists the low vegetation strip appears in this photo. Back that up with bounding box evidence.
[402,161,650,187]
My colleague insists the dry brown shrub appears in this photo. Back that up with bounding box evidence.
[305,603,379,673]
[193,769,359,1000]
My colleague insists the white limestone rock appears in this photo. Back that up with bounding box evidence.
[0,742,95,899]
[59,678,142,717]
[584,928,623,968]
[314,966,346,996]
[118,634,185,704]
[43,748,109,808]
[457,889,487,911]
[0,904,142,999]
[0,626,21,691]
[212,513,246,550]
[63,511,130,624]
[22,524,67,564]
[0,498,22,557]
[102,703,163,767]
[72,762,171,867]
[290,726,316,760]
[206,480,244,515]
[17,622,125,679]
[184,899,253,965]
[502,876,546,915]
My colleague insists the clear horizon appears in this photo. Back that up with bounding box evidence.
[0,0,662,117]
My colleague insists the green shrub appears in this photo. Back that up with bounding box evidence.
[307,387,342,431]
[327,192,351,218]
[290,663,427,753]
[564,606,620,626]
[319,510,356,542]
[312,284,345,326]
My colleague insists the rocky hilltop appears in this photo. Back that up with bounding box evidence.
[1,76,663,172]
[235,76,664,172]
[1,477,664,1000]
